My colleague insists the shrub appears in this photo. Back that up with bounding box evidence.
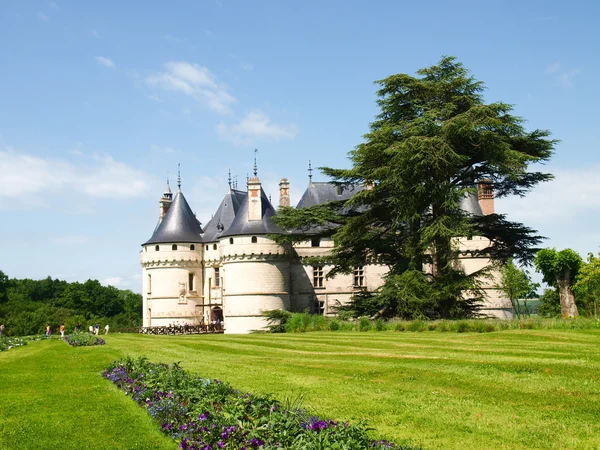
[358,317,372,332]
[329,320,340,331]
[374,318,387,331]
[406,320,426,332]
[394,322,406,332]
[0,336,28,351]
[64,332,105,347]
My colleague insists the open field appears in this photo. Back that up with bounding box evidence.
[1,330,600,449]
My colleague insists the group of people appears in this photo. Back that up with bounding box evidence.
[44,323,110,337]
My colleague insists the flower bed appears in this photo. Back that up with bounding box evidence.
[103,357,417,450]
[65,331,106,347]
[0,336,28,352]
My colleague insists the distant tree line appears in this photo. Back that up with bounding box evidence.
[0,270,142,336]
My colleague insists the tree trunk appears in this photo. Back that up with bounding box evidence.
[558,272,579,318]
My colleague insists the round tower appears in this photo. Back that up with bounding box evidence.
[220,175,290,334]
[141,179,204,327]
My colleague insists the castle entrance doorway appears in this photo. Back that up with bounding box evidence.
[211,306,223,322]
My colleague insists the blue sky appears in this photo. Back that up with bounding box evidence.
[1,0,599,291]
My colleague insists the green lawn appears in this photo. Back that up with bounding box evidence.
[1,330,599,449]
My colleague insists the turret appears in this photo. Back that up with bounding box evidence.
[159,181,173,223]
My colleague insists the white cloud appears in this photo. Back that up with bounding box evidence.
[496,164,600,257]
[49,235,89,245]
[545,62,581,88]
[146,61,235,113]
[545,62,561,73]
[95,56,116,69]
[217,111,298,146]
[37,11,50,22]
[102,276,123,287]
[0,146,152,209]
[241,62,253,71]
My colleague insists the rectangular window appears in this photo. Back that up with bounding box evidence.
[313,266,324,288]
[318,300,325,315]
[214,268,220,287]
[353,266,365,287]
[147,274,152,294]
[188,273,194,291]
[311,237,320,247]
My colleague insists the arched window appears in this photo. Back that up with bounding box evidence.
[213,244,217,250]
[206,245,209,251]
[172,244,178,251]
[229,238,234,245]
[155,245,159,251]
[251,236,258,243]
[190,244,195,251]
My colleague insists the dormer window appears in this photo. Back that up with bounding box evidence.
[251,236,258,243]
[172,244,178,251]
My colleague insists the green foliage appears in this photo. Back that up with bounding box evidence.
[0,272,143,336]
[275,56,552,319]
[534,248,583,287]
[538,288,561,317]
[573,253,600,316]
[499,258,539,318]
[263,309,293,333]
[64,331,105,347]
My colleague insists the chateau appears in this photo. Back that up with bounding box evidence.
[140,169,512,334]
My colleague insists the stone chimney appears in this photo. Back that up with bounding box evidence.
[279,178,290,208]
[478,180,494,215]
[248,176,262,221]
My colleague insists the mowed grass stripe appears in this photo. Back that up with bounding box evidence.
[2,330,599,449]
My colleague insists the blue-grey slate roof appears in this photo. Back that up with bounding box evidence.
[221,188,283,237]
[143,191,203,245]
[202,189,246,242]
[459,191,484,216]
[296,182,361,208]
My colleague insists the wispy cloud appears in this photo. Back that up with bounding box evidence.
[91,29,99,38]
[95,56,116,69]
[217,111,298,146]
[545,62,581,88]
[497,163,600,258]
[48,1,59,9]
[0,145,151,209]
[102,276,123,287]
[241,62,253,71]
[37,11,50,22]
[146,61,235,113]
[204,29,215,37]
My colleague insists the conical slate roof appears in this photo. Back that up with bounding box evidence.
[221,188,283,237]
[202,189,246,242]
[459,191,484,216]
[143,191,203,245]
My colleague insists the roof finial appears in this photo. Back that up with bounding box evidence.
[246,173,249,187]
[253,148,258,177]
[234,175,238,190]
[177,163,181,191]
[228,169,232,189]
[308,160,313,183]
